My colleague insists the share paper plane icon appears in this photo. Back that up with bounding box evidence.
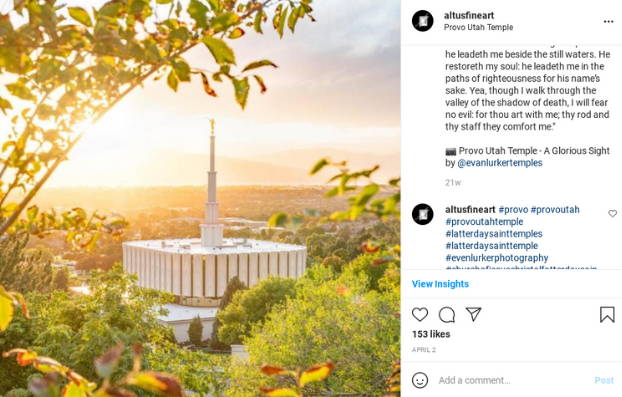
[466,307,482,322]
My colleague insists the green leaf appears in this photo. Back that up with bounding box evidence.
[310,158,329,175]
[254,10,264,33]
[278,7,288,37]
[211,12,240,32]
[202,36,236,65]
[172,59,190,81]
[232,77,249,109]
[354,184,379,206]
[26,205,38,221]
[253,75,267,94]
[206,0,220,12]
[268,213,288,228]
[287,7,299,32]
[169,27,190,49]
[98,2,122,17]
[68,7,93,27]
[242,60,277,73]
[129,0,151,17]
[167,70,179,91]
[188,0,208,29]
[324,186,339,198]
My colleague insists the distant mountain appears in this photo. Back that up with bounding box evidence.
[115,150,327,186]
[53,148,399,187]
[252,147,399,181]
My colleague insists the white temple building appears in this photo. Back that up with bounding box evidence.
[122,121,307,309]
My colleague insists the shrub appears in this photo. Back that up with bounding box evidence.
[226,271,399,396]
[188,316,204,346]
[217,277,296,346]
[210,276,247,349]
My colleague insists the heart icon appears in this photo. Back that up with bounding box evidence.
[412,307,428,322]
[609,210,618,218]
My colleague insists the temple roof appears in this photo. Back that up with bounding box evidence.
[158,303,218,323]
[124,238,305,255]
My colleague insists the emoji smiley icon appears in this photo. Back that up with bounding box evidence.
[412,372,429,389]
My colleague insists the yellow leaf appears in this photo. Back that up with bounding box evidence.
[33,356,70,374]
[63,381,89,397]
[228,27,245,39]
[259,387,300,397]
[127,372,183,397]
[0,286,14,331]
[299,362,334,387]
[67,371,97,392]
[3,348,38,366]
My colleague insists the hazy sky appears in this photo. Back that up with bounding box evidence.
[39,1,401,186]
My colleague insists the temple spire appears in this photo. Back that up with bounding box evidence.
[209,119,215,172]
[201,119,223,247]
[208,119,216,202]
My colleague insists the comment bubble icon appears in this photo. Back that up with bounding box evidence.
[439,306,456,323]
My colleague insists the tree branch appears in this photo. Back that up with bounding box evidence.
[0,0,276,236]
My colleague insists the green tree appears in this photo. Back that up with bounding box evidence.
[51,266,70,291]
[188,315,204,346]
[147,341,229,397]
[226,269,399,397]
[22,264,174,382]
[217,276,296,345]
[320,254,346,272]
[0,312,36,392]
[210,275,247,349]
[345,251,399,292]
[0,264,182,394]
[0,233,53,294]
[0,0,316,246]
[24,246,54,265]
[305,232,333,262]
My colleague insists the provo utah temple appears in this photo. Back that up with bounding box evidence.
[122,122,307,331]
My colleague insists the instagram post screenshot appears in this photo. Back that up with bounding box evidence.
[0,1,400,396]
[0,0,620,396]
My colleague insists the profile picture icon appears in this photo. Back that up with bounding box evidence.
[412,10,434,32]
[412,203,434,225]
